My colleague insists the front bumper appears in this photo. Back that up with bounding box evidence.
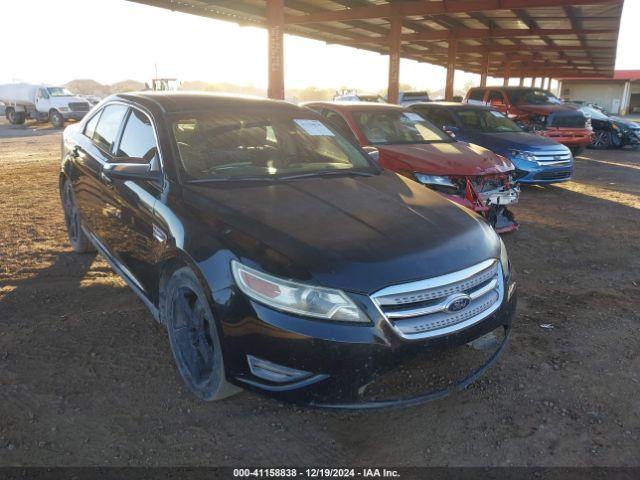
[515,164,573,184]
[61,111,88,121]
[213,274,517,409]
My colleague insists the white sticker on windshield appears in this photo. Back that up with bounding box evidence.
[490,110,505,118]
[294,119,335,136]
[403,112,424,122]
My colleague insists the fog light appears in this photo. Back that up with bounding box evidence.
[247,355,313,383]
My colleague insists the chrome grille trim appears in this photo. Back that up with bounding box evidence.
[371,259,504,340]
[530,151,572,165]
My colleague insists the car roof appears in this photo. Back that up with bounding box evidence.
[113,91,298,114]
[302,101,404,111]
[412,102,493,112]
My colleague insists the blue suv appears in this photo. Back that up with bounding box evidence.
[411,103,573,184]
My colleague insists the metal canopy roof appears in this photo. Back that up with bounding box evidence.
[129,0,623,78]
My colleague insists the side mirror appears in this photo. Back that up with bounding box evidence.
[443,125,459,138]
[361,146,379,163]
[102,156,162,182]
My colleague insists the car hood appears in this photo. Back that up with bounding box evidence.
[515,103,578,115]
[461,131,568,155]
[377,142,513,176]
[183,171,500,294]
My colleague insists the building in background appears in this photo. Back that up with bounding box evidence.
[559,71,640,115]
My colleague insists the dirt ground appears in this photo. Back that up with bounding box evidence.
[0,118,639,467]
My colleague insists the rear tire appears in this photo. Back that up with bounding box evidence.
[61,180,95,253]
[50,110,64,128]
[163,267,241,401]
[7,108,25,125]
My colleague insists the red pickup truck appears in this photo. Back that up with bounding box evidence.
[304,101,519,233]
[464,87,592,155]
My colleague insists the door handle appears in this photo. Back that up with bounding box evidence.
[100,171,113,186]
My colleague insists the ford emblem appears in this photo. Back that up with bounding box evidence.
[446,295,471,312]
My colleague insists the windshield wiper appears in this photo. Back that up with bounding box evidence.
[187,176,281,184]
[277,170,375,180]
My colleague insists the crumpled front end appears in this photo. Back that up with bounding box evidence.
[442,173,520,234]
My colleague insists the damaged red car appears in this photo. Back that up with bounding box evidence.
[304,102,519,233]
[464,87,592,156]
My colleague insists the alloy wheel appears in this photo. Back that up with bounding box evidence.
[170,286,216,388]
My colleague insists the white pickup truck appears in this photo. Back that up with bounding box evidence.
[0,83,92,128]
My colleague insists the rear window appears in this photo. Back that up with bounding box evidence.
[468,89,485,101]
[93,104,128,153]
[83,112,101,139]
[402,91,430,101]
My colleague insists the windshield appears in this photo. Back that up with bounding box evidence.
[352,110,452,145]
[47,87,73,97]
[456,109,522,133]
[510,89,562,105]
[171,110,375,181]
[578,106,609,120]
[358,95,386,103]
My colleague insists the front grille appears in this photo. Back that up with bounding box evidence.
[371,259,503,340]
[548,111,586,128]
[530,150,572,165]
[534,170,572,180]
[69,102,90,112]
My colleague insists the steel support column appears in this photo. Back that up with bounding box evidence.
[445,39,457,100]
[519,76,525,86]
[267,0,285,100]
[480,51,489,87]
[503,60,511,86]
[387,16,402,104]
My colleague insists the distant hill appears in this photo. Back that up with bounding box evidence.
[64,79,145,97]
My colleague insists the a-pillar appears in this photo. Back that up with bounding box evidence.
[266,0,285,100]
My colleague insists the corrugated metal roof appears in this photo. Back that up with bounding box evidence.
[128,0,624,78]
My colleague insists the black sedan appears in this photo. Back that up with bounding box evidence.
[60,92,516,409]
[570,104,639,149]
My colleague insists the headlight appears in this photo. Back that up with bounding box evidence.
[231,261,369,323]
[508,149,536,163]
[414,173,456,188]
[499,238,511,278]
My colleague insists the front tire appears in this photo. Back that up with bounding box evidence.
[50,110,64,128]
[590,130,612,149]
[163,267,241,401]
[61,180,95,253]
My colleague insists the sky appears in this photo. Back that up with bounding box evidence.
[1,0,638,92]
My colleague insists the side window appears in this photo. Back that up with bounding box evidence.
[116,108,158,161]
[324,111,358,143]
[83,111,101,139]
[92,104,128,153]
[468,89,484,102]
